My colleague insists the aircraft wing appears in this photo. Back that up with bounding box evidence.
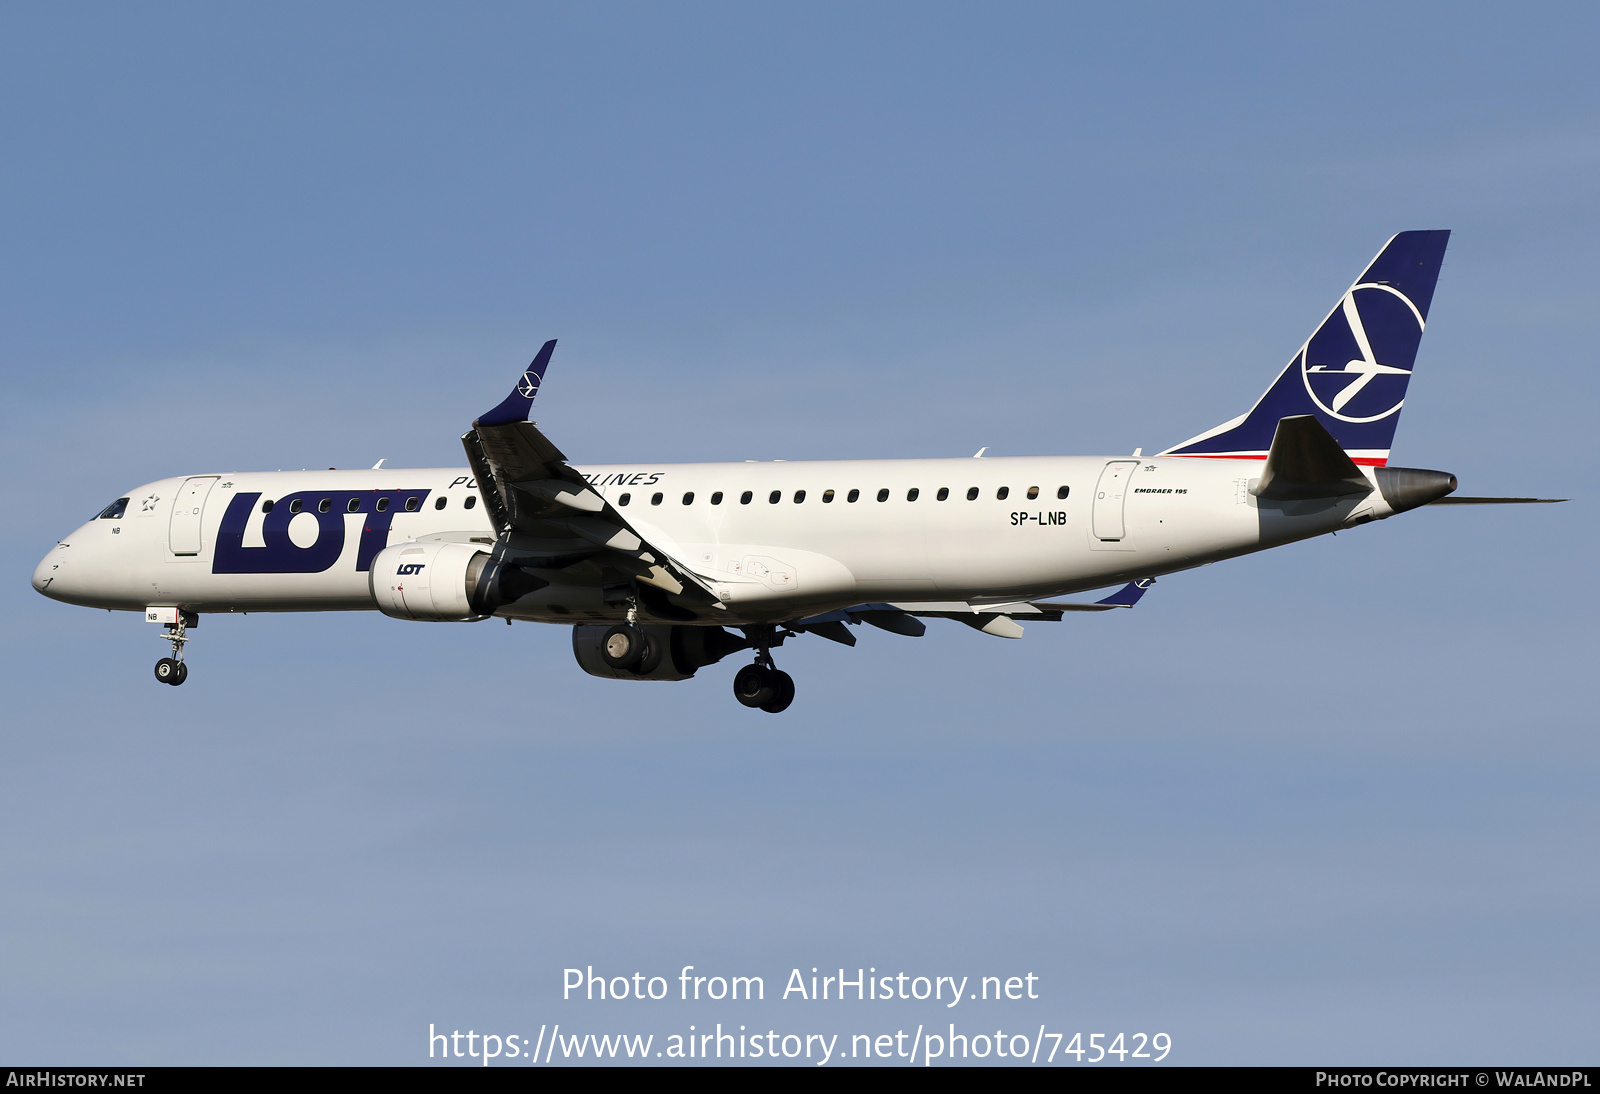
[795,581,1154,643]
[463,342,719,609]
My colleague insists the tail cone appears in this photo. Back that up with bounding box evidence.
[1374,467,1457,513]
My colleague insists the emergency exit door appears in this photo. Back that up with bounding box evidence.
[168,476,218,556]
[1092,461,1139,540]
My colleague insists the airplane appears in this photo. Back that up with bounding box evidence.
[31,230,1563,712]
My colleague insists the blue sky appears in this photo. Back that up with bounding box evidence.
[1,2,1595,1065]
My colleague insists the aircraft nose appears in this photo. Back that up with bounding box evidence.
[32,542,71,600]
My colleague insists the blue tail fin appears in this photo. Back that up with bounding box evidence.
[1161,230,1450,466]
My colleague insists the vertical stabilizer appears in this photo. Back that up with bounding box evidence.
[1160,230,1450,466]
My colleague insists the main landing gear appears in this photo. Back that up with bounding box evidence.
[153,612,196,686]
[733,625,795,714]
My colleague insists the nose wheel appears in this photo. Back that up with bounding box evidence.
[733,626,795,713]
[154,612,196,686]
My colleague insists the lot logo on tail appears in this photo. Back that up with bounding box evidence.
[1159,230,1449,461]
[1300,283,1423,424]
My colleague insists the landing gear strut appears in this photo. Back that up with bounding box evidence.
[154,612,195,686]
[733,625,795,714]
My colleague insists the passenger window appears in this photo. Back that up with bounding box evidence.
[847,489,860,503]
[97,498,130,520]
[261,499,274,514]
[317,497,331,513]
[434,497,447,510]
[794,490,806,503]
[822,489,835,503]
[711,492,723,505]
[651,492,664,505]
[290,499,304,514]
[741,491,753,505]
[996,487,1009,500]
[769,490,781,504]
[1057,485,1070,499]
[1027,486,1040,500]
[936,487,949,501]
[619,493,631,506]
[682,492,694,505]
[906,488,919,501]
[374,498,388,513]
[966,487,979,500]
[349,498,362,513]
[405,497,420,512]
[877,488,889,502]
[463,496,476,510]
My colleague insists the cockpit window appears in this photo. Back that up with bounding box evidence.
[97,498,129,520]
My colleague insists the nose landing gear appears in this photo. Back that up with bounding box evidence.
[733,625,795,713]
[153,611,196,686]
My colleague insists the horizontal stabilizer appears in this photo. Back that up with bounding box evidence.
[1427,496,1567,505]
[1251,415,1371,501]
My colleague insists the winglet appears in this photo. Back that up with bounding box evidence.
[1095,578,1154,608]
[475,340,558,426]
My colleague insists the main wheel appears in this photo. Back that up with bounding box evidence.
[600,624,646,671]
[172,661,188,686]
[759,669,795,714]
[155,658,180,685]
[733,664,776,708]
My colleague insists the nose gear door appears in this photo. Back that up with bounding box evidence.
[169,476,219,556]
[1092,460,1139,541]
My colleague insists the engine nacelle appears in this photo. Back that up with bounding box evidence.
[572,624,750,682]
[369,540,493,621]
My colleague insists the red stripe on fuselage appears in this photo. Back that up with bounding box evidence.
[1166,453,1389,467]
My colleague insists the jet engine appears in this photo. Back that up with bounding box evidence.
[369,541,494,621]
[572,624,750,682]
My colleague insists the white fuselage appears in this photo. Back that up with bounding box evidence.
[32,454,1393,625]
